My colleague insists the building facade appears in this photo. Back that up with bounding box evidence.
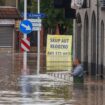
[0,0,20,53]
[73,0,105,79]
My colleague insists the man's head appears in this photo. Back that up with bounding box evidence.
[73,58,81,66]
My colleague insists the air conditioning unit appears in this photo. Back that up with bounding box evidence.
[100,0,105,10]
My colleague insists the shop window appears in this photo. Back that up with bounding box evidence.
[0,0,16,7]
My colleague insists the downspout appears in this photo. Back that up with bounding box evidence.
[96,0,99,79]
[73,19,76,62]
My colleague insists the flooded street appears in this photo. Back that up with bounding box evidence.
[0,53,105,105]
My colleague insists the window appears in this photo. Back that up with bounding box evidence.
[0,0,16,7]
[87,0,90,8]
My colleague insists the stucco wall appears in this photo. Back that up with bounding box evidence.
[73,0,105,77]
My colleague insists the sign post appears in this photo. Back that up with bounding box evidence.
[23,0,27,70]
[20,0,41,74]
[37,0,41,75]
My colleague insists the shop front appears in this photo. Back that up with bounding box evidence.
[0,8,21,53]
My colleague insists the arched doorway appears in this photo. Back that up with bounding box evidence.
[100,20,104,78]
[76,13,82,61]
[91,12,96,76]
[83,12,89,75]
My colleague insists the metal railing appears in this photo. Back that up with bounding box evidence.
[47,71,73,83]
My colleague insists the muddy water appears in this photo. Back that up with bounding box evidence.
[0,53,104,105]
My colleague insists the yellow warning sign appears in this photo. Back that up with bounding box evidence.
[46,34,72,71]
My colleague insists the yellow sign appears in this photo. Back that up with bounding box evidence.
[15,20,21,31]
[46,34,72,71]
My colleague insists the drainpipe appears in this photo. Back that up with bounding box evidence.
[73,19,76,62]
[16,0,18,8]
[96,0,99,79]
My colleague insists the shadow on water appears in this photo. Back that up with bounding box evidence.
[0,53,104,105]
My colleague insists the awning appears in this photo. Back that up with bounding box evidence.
[0,7,21,19]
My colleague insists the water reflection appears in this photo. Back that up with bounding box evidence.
[20,69,32,105]
[19,70,73,105]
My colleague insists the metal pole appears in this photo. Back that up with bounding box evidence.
[73,19,76,62]
[23,0,27,70]
[37,0,40,75]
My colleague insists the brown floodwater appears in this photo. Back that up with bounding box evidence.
[0,53,104,105]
